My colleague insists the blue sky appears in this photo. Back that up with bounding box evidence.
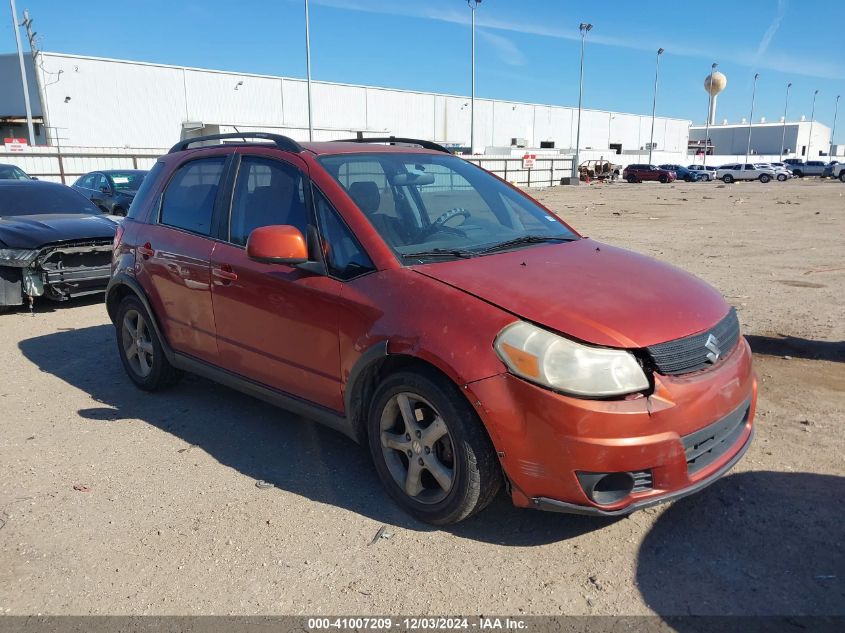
[4,0,844,142]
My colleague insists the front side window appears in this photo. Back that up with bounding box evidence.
[313,188,375,280]
[76,174,95,189]
[319,152,576,262]
[0,165,31,180]
[229,156,308,246]
[159,157,225,236]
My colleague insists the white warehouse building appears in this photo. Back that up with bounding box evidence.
[689,120,832,158]
[1,52,691,155]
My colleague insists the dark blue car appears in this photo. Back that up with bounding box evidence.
[659,164,704,182]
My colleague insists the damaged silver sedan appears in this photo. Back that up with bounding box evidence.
[0,180,119,312]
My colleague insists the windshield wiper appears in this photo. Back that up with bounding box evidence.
[401,248,476,260]
[477,235,577,254]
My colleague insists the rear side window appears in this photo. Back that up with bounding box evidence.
[159,158,225,235]
[127,161,165,221]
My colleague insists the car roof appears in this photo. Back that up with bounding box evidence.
[300,142,443,157]
[101,169,147,174]
[0,179,65,189]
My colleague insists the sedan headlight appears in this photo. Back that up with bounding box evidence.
[494,321,649,397]
[0,248,38,267]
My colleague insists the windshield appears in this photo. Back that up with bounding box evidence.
[0,165,30,180]
[0,185,101,217]
[108,171,146,191]
[319,152,577,260]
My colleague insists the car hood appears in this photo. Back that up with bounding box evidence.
[0,213,119,249]
[412,239,730,348]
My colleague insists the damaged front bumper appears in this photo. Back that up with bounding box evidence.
[0,239,113,306]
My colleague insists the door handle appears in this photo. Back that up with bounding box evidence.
[212,264,238,282]
[137,242,154,259]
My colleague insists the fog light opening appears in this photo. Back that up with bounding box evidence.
[578,471,636,506]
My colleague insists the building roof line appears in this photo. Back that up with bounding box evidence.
[34,50,693,124]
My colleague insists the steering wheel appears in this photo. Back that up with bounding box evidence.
[419,207,471,238]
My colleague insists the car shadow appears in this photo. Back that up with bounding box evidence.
[637,471,845,620]
[18,324,612,545]
[1,293,104,316]
[746,334,844,363]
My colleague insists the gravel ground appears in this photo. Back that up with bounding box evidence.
[0,178,842,618]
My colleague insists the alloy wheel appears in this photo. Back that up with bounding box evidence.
[121,309,154,378]
[379,392,456,504]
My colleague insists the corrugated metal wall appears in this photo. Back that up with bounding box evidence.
[32,52,691,153]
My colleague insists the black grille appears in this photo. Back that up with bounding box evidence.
[683,399,750,475]
[631,470,653,493]
[646,308,740,375]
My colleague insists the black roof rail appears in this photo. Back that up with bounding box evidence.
[168,132,303,154]
[334,136,452,154]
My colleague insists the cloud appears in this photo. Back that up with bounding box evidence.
[306,0,845,80]
[753,0,788,65]
[477,29,526,67]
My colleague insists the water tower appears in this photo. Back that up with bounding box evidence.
[704,71,728,124]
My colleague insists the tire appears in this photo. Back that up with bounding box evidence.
[626,175,637,183]
[839,172,845,183]
[684,175,692,182]
[793,170,803,178]
[777,173,787,181]
[659,175,668,183]
[759,174,771,183]
[723,174,734,183]
[115,295,181,391]
[367,368,501,525]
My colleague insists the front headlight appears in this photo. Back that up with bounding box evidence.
[494,321,650,397]
[0,248,38,267]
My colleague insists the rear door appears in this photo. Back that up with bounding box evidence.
[209,152,346,411]
[136,154,232,364]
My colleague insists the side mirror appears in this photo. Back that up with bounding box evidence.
[100,186,111,193]
[246,225,308,264]
[30,176,38,180]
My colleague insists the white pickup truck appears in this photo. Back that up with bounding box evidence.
[830,163,845,182]
[715,163,777,183]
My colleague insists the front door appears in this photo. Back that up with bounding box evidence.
[210,153,344,411]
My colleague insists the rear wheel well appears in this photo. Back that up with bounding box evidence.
[106,283,134,323]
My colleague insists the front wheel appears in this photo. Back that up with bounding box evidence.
[659,175,668,183]
[839,172,845,183]
[723,174,734,183]
[777,173,787,181]
[626,175,637,183]
[793,170,803,178]
[368,369,501,525]
[759,174,771,183]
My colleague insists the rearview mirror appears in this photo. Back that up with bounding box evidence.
[392,173,436,186]
[246,225,308,264]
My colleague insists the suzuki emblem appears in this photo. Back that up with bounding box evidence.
[704,334,721,363]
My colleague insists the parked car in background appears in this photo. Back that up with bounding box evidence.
[783,158,804,167]
[622,164,676,183]
[686,165,716,181]
[753,163,791,181]
[0,181,119,311]
[715,163,776,183]
[106,132,756,525]
[658,164,704,182]
[73,170,148,216]
[0,163,34,180]
[829,163,845,182]
[788,161,828,177]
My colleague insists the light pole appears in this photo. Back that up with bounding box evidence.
[702,63,717,168]
[647,47,664,165]
[744,73,760,168]
[572,22,592,180]
[9,0,35,145]
[304,0,314,141]
[467,0,481,154]
[780,82,792,161]
[831,95,840,156]
[807,89,819,159]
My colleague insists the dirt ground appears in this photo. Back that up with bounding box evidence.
[0,178,842,618]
